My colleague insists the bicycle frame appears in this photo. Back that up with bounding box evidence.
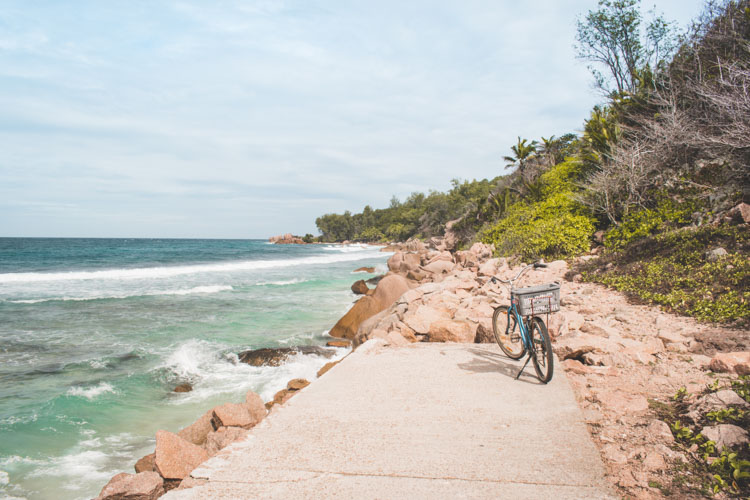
[506,301,532,352]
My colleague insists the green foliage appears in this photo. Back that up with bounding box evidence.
[356,227,384,242]
[503,137,538,174]
[604,198,699,250]
[575,0,678,94]
[301,233,315,243]
[710,451,750,494]
[480,160,595,260]
[315,178,497,243]
[732,376,750,403]
[707,408,746,423]
[581,225,750,325]
[673,386,687,401]
[671,420,695,441]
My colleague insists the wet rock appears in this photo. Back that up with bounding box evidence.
[317,360,340,377]
[351,280,369,295]
[353,267,375,273]
[287,378,310,391]
[173,383,193,393]
[237,346,335,367]
[268,388,294,408]
[326,340,350,348]
[700,424,749,450]
[154,430,209,480]
[366,275,384,286]
[134,453,156,473]
[205,426,249,455]
[96,471,164,500]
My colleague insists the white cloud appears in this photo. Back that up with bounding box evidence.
[0,0,707,237]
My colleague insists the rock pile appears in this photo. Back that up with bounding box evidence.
[268,233,306,244]
[95,390,269,499]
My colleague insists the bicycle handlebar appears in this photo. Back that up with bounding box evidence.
[490,261,545,286]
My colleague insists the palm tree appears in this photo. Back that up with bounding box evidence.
[539,135,556,166]
[503,137,538,176]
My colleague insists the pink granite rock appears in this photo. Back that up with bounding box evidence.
[177,409,214,446]
[96,471,164,500]
[710,352,750,374]
[205,426,249,455]
[154,430,209,480]
[428,319,474,343]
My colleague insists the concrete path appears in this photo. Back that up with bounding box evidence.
[165,341,615,499]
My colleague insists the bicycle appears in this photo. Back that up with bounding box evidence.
[489,262,560,384]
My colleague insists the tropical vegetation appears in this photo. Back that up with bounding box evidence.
[313,0,749,326]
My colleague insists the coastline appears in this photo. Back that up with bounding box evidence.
[94,240,750,499]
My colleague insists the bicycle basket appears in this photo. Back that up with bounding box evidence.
[512,283,560,316]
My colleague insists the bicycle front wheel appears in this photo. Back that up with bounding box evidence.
[492,306,526,359]
[529,316,554,383]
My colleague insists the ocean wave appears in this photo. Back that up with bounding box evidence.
[254,278,308,286]
[0,252,384,284]
[158,339,349,404]
[6,285,233,304]
[321,243,381,253]
[66,382,115,400]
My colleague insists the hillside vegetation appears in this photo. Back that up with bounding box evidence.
[314,0,749,326]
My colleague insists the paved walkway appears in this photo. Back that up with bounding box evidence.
[165,341,615,499]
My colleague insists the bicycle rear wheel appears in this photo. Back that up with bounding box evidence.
[492,306,526,359]
[529,316,554,383]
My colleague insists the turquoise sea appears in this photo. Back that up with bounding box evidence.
[0,238,388,500]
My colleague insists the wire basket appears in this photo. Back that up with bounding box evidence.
[512,283,561,316]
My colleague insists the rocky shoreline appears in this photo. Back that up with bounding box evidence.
[95,240,749,499]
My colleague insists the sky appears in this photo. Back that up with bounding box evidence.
[0,0,707,238]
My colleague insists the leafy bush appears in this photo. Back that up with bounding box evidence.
[356,227,384,242]
[480,160,596,260]
[604,198,700,250]
[580,225,750,325]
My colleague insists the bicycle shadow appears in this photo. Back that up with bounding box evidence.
[457,346,544,385]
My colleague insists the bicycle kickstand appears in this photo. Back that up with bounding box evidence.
[515,354,532,380]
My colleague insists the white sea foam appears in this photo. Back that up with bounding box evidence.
[159,338,349,405]
[0,470,9,485]
[66,382,115,400]
[0,252,384,284]
[255,278,308,286]
[7,285,233,304]
[322,243,380,253]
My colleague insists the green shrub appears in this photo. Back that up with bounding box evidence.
[480,160,595,260]
[356,227,385,242]
[581,225,750,325]
[604,198,699,250]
